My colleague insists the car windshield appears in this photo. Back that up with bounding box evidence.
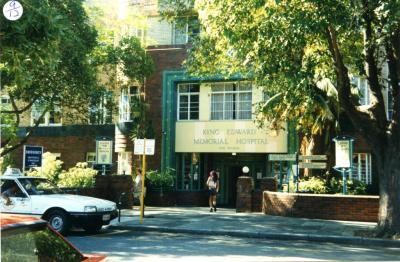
[18,178,62,195]
[1,224,84,262]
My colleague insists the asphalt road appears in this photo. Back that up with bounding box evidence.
[67,229,400,262]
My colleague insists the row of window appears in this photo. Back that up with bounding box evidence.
[128,19,200,46]
[1,76,394,126]
[178,82,253,121]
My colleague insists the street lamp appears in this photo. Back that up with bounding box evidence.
[242,166,249,175]
[333,136,354,194]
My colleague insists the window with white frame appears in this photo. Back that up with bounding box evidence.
[1,95,11,126]
[89,92,113,124]
[173,23,187,45]
[86,152,96,168]
[1,95,11,105]
[129,26,147,43]
[177,83,199,120]
[351,77,370,106]
[210,81,252,120]
[119,86,139,122]
[172,19,199,45]
[117,152,132,175]
[351,153,372,184]
[31,103,62,126]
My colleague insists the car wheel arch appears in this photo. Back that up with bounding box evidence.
[42,207,69,220]
[42,207,71,234]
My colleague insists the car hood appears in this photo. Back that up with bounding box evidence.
[31,194,116,212]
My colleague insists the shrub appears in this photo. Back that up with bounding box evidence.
[327,177,367,195]
[289,176,327,193]
[57,162,97,188]
[26,152,63,184]
[287,175,367,195]
[145,168,175,191]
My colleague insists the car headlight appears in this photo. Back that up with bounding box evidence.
[84,206,97,212]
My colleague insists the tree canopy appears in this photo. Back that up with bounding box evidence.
[0,0,102,156]
[160,0,400,236]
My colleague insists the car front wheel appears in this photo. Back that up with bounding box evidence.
[47,210,70,235]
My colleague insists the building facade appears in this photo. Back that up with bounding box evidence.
[3,0,394,203]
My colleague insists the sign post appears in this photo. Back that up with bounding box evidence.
[333,136,354,194]
[96,138,113,176]
[134,138,155,224]
[269,153,327,192]
[23,145,43,172]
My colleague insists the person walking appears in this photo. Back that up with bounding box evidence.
[134,169,147,213]
[207,170,219,212]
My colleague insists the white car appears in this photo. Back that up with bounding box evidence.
[0,175,118,234]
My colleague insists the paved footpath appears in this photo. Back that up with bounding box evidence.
[110,206,400,247]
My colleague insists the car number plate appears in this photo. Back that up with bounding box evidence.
[102,214,111,221]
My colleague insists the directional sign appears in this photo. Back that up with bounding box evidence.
[134,139,155,155]
[268,154,296,161]
[23,145,43,170]
[299,162,327,169]
[299,155,327,161]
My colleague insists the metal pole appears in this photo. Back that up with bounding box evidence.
[295,152,299,193]
[342,169,347,195]
[102,165,106,176]
[140,139,146,224]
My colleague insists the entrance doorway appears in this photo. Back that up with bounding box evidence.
[226,165,242,207]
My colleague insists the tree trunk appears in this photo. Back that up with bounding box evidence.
[376,145,400,237]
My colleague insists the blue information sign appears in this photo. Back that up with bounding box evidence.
[23,145,43,170]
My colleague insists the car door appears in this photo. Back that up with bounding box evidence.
[0,178,32,214]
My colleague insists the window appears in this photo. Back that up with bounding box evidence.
[130,26,147,43]
[119,86,139,122]
[31,103,62,126]
[177,83,199,120]
[210,81,252,120]
[351,77,370,106]
[86,152,96,168]
[177,153,201,191]
[117,152,132,175]
[1,224,84,261]
[1,95,10,105]
[89,91,113,124]
[173,23,187,45]
[172,19,200,45]
[351,153,372,184]
[1,95,12,126]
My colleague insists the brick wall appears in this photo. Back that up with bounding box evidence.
[146,190,209,206]
[263,191,379,222]
[95,175,134,208]
[144,45,187,170]
[12,125,117,173]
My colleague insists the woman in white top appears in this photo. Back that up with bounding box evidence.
[207,170,219,212]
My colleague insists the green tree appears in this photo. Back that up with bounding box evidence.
[161,0,400,237]
[0,0,104,156]
[86,1,154,139]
